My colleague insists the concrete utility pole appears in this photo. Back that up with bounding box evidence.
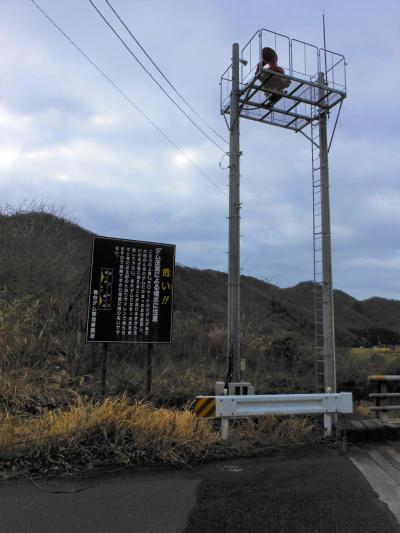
[227,43,241,382]
[318,74,336,393]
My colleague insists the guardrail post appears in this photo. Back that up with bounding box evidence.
[324,413,333,436]
[221,418,230,440]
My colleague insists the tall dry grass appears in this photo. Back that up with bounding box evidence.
[0,368,79,415]
[235,415,317,445]
[0,396,219,474]
[0,394,319,478]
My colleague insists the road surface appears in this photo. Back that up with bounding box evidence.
[1,444,399,533]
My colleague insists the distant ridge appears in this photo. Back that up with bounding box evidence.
[1,210,399,347]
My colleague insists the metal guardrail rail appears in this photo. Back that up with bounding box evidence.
[368,375,400,421]
[195,392,353,439]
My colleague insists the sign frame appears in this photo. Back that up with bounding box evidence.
[85,236,175,344]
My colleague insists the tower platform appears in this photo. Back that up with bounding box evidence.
[220,29,347,132]
[221,68,346,132]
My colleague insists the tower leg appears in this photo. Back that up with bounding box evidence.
[318,73,336,394]
[227,43,241,383]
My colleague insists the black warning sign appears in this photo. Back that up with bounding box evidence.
[86,236,175,344]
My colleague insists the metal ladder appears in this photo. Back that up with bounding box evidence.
[311,116,325,392]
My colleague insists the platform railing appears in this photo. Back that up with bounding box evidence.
[241,29,261,86]
[220,64,232,112]
[261,28,291,73]
[368,375,400,421]
[290,38,319,82]
[319,48,346,92]
[234,29,346,95]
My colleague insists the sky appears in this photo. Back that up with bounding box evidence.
[0,0,399,300]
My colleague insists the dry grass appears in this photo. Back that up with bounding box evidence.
[0,396,219,475]
[0,396,319,477]
[0,369,78,415]
[355,401,374,419]
[236,415,317,444]
[0,371,37,412]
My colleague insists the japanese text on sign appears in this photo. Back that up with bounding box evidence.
[86,237,175,344]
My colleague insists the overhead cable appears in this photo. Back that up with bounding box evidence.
[88,0,227,153]
[28,0,227,197]
[104,0,229,147]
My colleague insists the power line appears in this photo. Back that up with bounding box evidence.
[28,0,227,198]
[88,0,227,153]
[103,0,229,147]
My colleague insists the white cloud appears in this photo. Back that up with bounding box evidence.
[367,191,400,218]
[0,106,32,134]
[332,224,356,241]
[0,146,21,171]
[344,255,400,270]
[0,0,399,299]
[334,137,400,182]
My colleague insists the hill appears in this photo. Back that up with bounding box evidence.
[0,209,399,348]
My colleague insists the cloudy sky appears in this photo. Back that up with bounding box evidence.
[1,0,399,300]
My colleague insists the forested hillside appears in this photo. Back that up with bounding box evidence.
[1,209,398,346]
[0,208,399,406]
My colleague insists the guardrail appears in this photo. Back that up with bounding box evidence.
[195,393,353,439]
[368,375,400,420]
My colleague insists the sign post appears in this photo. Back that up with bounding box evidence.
[101,342,109,396]
[86,236,175,395]
[146,343,153,399]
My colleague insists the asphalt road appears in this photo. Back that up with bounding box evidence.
[185,445,400,533]
[0,467,199,533]
[1,445,399,533]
